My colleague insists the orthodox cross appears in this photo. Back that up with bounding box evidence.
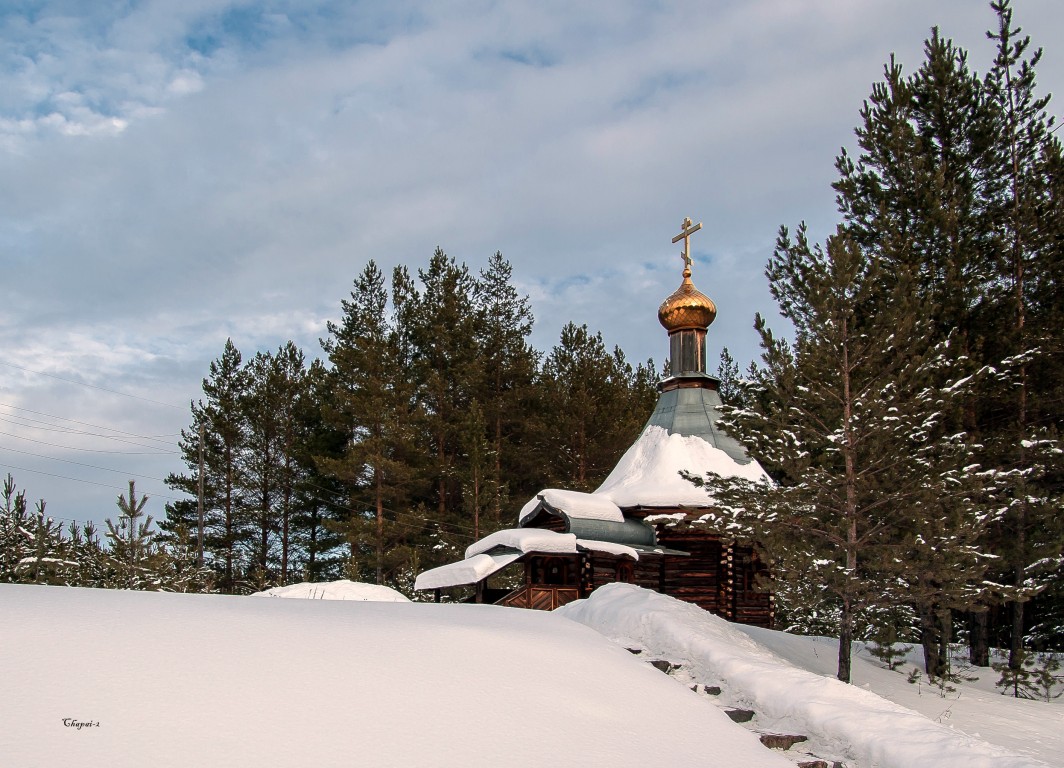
[671,217,702,272]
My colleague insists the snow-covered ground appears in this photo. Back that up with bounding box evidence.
[0,583,789,768]
[251,579,410,601]
[558,584,1061,768]
[2,581,1059,767]
[741,621,1064,767]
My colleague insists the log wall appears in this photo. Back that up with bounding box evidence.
[519,507,774,628]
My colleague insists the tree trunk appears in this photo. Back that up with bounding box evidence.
[1004,39,1030,675]
[1009,570,1026,670]
[493,391,503,525]
[919,602,946,680]
[224,464,234,594]
[281,478,291,586]
[437,433,447,517]
[838,314,858,685]
[937,607,953,678]
[375,468,383,585]
[473,468,480,541]
[969,608,990,667]
[838,596,853,683]
[1009,502,1028,669]
[307,513,318,580]
[920,603,935,678]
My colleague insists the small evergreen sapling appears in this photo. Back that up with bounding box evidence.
[994,649,1064,700]
[105,480,162,590]
[1032,655,1063,702]
[868,627,913,672]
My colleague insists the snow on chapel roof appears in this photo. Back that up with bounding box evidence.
[518,488,624,525]
[516,405,769,521]
[594,424,768,508]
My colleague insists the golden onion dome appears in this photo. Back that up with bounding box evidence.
[658,267,717,332]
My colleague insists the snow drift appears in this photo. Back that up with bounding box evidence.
[0,583,790,768]
[557,584,1051,768]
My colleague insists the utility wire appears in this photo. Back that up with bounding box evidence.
[0,415,177,450]
[0,444,170,483]
[0,361,184,410]
[0,429,177,455]
[0,462,182,502]
[0,402,181,442]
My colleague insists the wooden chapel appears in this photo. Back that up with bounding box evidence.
[414,217,774,627]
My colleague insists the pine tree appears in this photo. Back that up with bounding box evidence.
[534,323,652,491]
[21,500,79,585]
[0,474,30,583]
[241,349,283,589]
[238,342,308,587]
[981,0,1064,673]
[105,480,163,590]
[703,229,984,683]
[405,249,483,523]
[165,339,251,593]
[716,347,745,408]
[66,521,107,588]
[473,252,539,527]
[153,522,216,593]
[321,261,422,586]
[290,359,347,582]
[825,2,1064,667]
[457,400,500,541]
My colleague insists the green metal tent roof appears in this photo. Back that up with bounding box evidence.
[647,377,756,465]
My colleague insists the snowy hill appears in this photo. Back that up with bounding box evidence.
[0,583,789,768]
[1,582,1057,767]
[558,584,1058,768]
[251,579,410,601]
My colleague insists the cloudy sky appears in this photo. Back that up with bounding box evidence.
[2,0,1062,529]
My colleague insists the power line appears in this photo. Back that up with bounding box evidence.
[0,462,182,502]
[0,402,182,442]
[0,361,185,409]
[0,429,176,456]
[0,444,170,483]
[0,414,178,450]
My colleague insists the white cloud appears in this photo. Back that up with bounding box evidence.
[166,70,205,96]
[0,0,1062,525]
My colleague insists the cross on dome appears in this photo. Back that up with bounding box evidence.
[659,216,716,334]
[671,217,702,276]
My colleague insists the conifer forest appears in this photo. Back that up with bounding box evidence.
[2,1,1062,688]
[1,250,659,596]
